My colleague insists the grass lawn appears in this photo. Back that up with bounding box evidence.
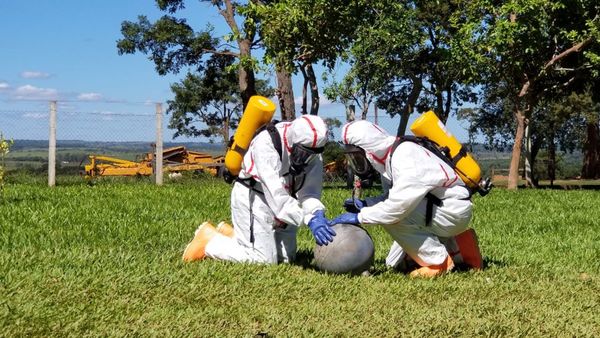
[1,176,599,337]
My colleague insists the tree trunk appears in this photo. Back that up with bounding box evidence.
[397,111,411,137]
[347,104,356,122]
[434,85,444,122]
[360,87,370,120]
[237,40,256,108]
[305,63,319,115]
[223,109,230,146]
[396,76,423,136]
[508,108,526,190]
[300,65,308,115]
[548,130,556,186]
[220,0,256,108]
[442,87,452,124]
[531,135,542,187]
[275,65,295,121]
[581,120,600,179]
[524,124,535,188]
[361,103,368,120]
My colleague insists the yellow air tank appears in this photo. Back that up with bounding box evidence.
[224,95,276,176]
[410,110,482,189]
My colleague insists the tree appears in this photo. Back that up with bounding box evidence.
[323,68,376,121]
[338,0,478,137]
[323,117,342,141]
[252,0,371,115]
[0,133,13,199]
[167,54,273,145]
[117,1,263,105]
[551,90,600,179]
[458,0,600,189]
[117,0,296,136]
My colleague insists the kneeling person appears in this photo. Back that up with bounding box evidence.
[183,115,335,264]
[330,121,481,277]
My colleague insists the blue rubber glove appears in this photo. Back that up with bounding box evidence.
[343,198,366,213]
[308,210,337,246]
[329,212,360,226]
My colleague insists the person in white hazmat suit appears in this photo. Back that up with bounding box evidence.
[329,120,473,277]
[182,115,336,264]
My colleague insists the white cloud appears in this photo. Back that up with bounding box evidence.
[77,92,103,101]
[21,71,51,79]
[13,85,59,100]
[0,82,9,90]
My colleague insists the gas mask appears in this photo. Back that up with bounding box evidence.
[289,143,324,176]
[344,144,375,180]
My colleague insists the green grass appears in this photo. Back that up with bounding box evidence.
[1,177,599,337]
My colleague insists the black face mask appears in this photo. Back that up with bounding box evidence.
[289,143,324,176]
[344,144,375,179]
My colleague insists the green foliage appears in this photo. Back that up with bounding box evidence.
[117,14,217,76]
[166,54,274,144]
[322,141,344,165]
[330,0,480,131]
[0,133,13,198]
[117,0,269,140]
[1,180,599,336]
[323,117,342,141]
[252,0,370,68]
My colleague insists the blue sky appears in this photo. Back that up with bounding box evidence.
[0,1,471,143]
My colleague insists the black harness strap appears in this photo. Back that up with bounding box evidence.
[235,177,261,245]
[233,124,283,245]
[391,136,471,226]
[425,192,442,226]
[264,122,283,160]
[248,183,256,245]
[451,145,468,166]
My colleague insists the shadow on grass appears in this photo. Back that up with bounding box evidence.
[370,256,507,275]
[537,184,600,190]
[293,250,507,276]
[294,248,316,271]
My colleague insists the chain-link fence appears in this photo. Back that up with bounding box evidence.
[0,100,229,186]
[0,99,514,186]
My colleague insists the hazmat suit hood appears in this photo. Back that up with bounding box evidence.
[342,120,396,174]
[285,115,328,150]
[284,115,328,177]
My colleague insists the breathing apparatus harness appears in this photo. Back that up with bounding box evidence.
[231,121,322,244]
[390,135,492,226]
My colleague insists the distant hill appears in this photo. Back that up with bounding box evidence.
[10,139,226,155]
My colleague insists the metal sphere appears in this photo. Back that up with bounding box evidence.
[314,223,374,275]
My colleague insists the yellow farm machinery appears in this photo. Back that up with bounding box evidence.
[82,146,224,178]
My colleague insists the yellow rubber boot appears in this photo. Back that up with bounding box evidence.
[409,255,455,278]
[216,221,234,238]
[182,222,218,262]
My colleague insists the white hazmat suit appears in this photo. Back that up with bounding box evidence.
[205,115,328,264]
[341,120,473,268]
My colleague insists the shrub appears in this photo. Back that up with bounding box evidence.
[0,133,14,197]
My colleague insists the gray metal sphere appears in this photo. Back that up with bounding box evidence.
[314,223,374,275]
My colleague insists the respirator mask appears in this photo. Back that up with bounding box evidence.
[344,144,375,180]
[289,143,324,176]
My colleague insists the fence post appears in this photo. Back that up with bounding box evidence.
[48,100,57,187]
[155,103,163,186]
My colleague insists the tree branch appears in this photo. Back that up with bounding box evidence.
[520,37,594,98]
[201,49,240,57]
[220,0,240,39]
[543,37,594,72]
